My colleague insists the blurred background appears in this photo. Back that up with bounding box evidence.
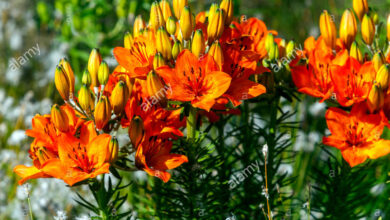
[1,0,390,219]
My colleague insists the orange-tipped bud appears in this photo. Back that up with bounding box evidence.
[94,96,112,130]
[98,61,109,86]
[36,147,56,165]
[153,52,167,69]
[353,0,368,21]
[319,10,337,49]
[51,104,69,132]
[54,65,70,101]
[208,41,224,69]
[59,58,75,95]
[339,9,357,48]
[373,51,386,72]
[110,81,130,115]
[265,33,275,52]
[159,0,172,23]
[166,16,177,36]
[173,0,188,19]
[134,15,146,37]
[207,8,225,43]
[106,136,119,163]
[150,1,164,30]
[179,6,193,41]
[78,85,95,114]
[376,65,390,90]
[82,70,92,86]
[361,14,375,45]
[387,14,390,42]
[192,29,205,57]
[220,0,233,25]
[278,39,287,58]
[146,71,166,102]
[156,27,172,60]
[124,32,134,49]
[350,41,363,63]
[88,48,102,88]
[129,116,144,148]
[367,84,384,113]
[172,40,183,59]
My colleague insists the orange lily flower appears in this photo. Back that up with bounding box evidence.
[330,57,376,107]
[291,38,347,102]
[221,44,267,106]
[42,133,111,186]
[14,109,97,185]
[135,135,188,182]
[323,104,390,167]
[114,36,156,79]
[157,50,232,111]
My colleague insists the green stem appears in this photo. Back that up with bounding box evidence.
[27,194,33,220]
[186,107,197,140]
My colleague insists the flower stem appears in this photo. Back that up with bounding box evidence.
[186,107,197,140]
[27,193,34,220]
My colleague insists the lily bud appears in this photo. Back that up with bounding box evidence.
[129,116,144,148]
[350,41,363,63]
[220,0,233,25]
[371,12,379,25]
[150,1,164,30]
[166,16,177,36]
[98,61,109,86]
[339,9,357,48]
[172,40,183,59]
[124,32,134,49]
[146,70,166,99]
[133,15,146,37]
[156,27,172,60]
[208,41,224,69]
[110,81,130,115]
[173,0,188,19]
[207,8,225,43]
[192,29,205,57]
[387,14,390,42]
[278,39,287,58]
[94,96,112,130]
[88,48,102,88]
[106,137,119,163]
[208,3,219,23]
[159,0,172,23]
[268,42,279,60]
[54,65,70,101]
[319,10,337,49]
[153,52,167,69]
[373,51,386,72]
[59,58,75,95]
[376,65,390,90]
[179,6,193,41]
[361,14,375,45]
[82,70,92,86]
[78,85,95,113]
[51,104,69,132]
[265,33,275,52]
[367,84,384,113]
[286,41,296,58]
[353,0,368,21]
